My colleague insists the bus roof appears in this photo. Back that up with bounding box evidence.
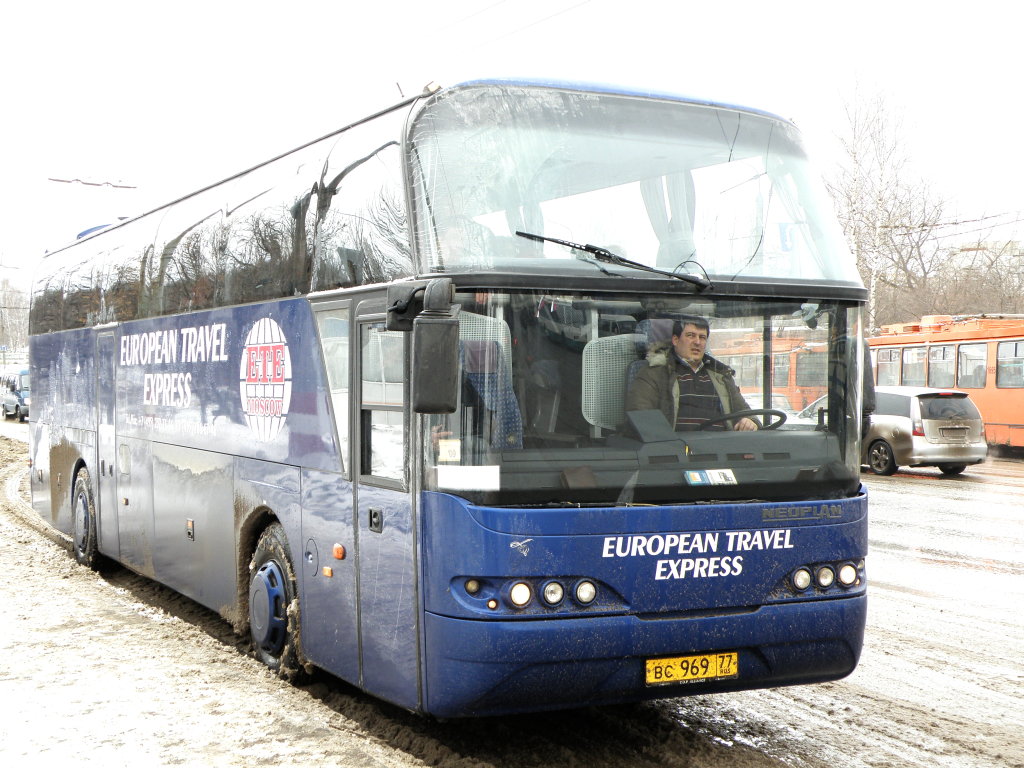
[451,77,792,125]
[870,314,1024,344]
[39,79,794,262]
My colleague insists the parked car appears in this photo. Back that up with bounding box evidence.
[864,386,986,475]
[2,368,30,422]
[794,386,987,475]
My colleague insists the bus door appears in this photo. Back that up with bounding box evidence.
[354,309,418,710]
[304,303,359,684]
[95,330,119,559]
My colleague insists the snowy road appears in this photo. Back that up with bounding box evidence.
[1,428,1021,767]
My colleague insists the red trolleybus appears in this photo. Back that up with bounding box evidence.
[868,314,1024,449]
[28,79,868,717]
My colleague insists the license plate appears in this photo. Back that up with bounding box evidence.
[645,652,739,686]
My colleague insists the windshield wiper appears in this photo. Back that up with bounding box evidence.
[515,230,710,290]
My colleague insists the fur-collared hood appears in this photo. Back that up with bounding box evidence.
[645,341,736,376]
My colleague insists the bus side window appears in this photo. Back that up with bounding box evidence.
[360,323,406,483]
[996,341,1024,388]
[875,349,900,386]
[928,345,955,388]
[957,343,987,389]
[311,131,413,290]
[316,310,351,475]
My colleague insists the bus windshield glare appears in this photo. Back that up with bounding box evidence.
[415,291,862,506]
[410,84,858,286]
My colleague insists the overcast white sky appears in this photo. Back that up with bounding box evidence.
[2,0,1022,287]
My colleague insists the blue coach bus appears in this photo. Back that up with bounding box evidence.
[29,79,867,717]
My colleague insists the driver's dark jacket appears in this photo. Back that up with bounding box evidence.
[625,342,752,430]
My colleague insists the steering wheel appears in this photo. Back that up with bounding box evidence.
[698,408,788,431]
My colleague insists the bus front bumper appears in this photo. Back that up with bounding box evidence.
[422,594,866,718]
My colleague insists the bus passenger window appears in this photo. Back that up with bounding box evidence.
[957,343,987,388]
[928,345,955,388]
[996,341,1024,388]
[875,349,900,386]
[901,347,926,386]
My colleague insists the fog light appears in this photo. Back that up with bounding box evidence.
[486,598,498,610]
[464,578,481,595]
[509,582,532,607]
[816,566,836,588]
[542,581,564,605]
[838,564,858,586]
[792,567,812,591]
[575,580,597,605]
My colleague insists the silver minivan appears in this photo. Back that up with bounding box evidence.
[863,386,987,475]
[1,368,29,423]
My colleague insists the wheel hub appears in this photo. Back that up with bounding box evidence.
[249,561,287,654]
[73,493,89,555]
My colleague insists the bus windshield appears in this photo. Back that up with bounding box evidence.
[421,290,862,506]
[410,83,858,286]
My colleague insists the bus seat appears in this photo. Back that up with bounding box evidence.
[460,339,523,450]
[626,318,675,389]
[582,333,645,430]
[528,358,561,434]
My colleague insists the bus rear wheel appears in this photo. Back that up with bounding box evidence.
[72,468,101,569]
[248,523,303,679]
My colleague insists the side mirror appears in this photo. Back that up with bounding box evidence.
[411,279,459,413]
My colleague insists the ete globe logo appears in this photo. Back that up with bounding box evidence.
[239,318,293,442]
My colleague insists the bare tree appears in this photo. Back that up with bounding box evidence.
[827,90,954,328]
[828,89,1024,329]
[935,239,1024,315]
[0,278,29,352]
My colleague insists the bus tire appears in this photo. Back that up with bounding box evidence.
[938,463,966,476]
[867,440,897,475]
[72,467,101,569]
[248,523,303,679]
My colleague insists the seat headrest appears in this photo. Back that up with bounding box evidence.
[461,339,501,374]
[642,318,676,344]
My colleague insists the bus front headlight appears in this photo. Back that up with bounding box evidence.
[509,582,532,607]
[574,580,597,605]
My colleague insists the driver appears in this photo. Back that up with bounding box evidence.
[626,317,758,431]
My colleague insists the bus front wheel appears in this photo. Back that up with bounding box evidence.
[248,523,303,679]
[72,467,101,569]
